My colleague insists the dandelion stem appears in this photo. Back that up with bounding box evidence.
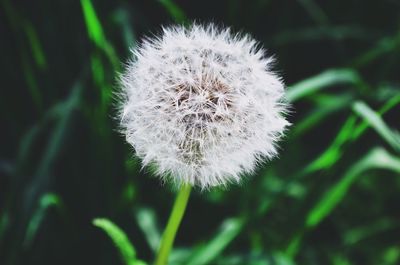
[154,183,192,265]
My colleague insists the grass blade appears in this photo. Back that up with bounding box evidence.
[135,208,161,253]
[22,21,47,70]
[344,218,397,245]
[304,115,357,173]
[352,101,400,152]
[288,148,400,257]
[186,218,244,265]
[158,0,187,24]
[80,0,118,68]
[80,0,106,47]
[297,0,329,26]
[353,94,400,140]
[93,218,147,265]
[23,193,62,247]
[112,8,137,51]
[293,93,353,136]
[306,147,400,228]
[304,95,400,175]
[286,68,361,102]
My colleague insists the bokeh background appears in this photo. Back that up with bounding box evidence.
[1,0,400,265]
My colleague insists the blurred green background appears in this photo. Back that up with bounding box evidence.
[1,0,400,264]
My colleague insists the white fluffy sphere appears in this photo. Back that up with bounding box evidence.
[118,23,289,189]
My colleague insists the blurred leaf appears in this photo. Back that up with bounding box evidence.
[135,207,161,253]
[112,8,137,51]
[383,247,400,265]
[285,232,304,258]
[353,30,400,67]
[80,0,119,68]
[297,0,329,26]
[0,212,9,242]
[21,51,43,111]
[22,20,47,70]
[24,193,62,247]
[185,218,244,265]
[344,218,397,245]
[375,85,400,102]
[80,0,106,48]
[288,148,400,257]
[352,101,400,152]
[169,248,193,264]
[304,95,400,175]
[5,80,83,265]
[15,95,81,171]
[90,53,111,107]
[306,147,400,228]
[93,218,147,265]
[2,0,44,110]
[293,93,353,136]
[270,253,296,265]
[304,115,357,173]
[158,0,187,24]
[121,182,136,205]
[80,0,119,112]
[332,255,352,265]
[353,94,400,140]
[286,68,361,102]
[35,82,81,177]
[215,252,296,265]
[6,18,44,111]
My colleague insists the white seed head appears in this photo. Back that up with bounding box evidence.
[118,23,290,189]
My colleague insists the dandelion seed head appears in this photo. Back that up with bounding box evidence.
[118,23,290,189]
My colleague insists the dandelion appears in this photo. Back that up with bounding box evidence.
[117,23,290,265]
[119,23,289,189]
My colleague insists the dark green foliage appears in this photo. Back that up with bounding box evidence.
[1,0,399,265]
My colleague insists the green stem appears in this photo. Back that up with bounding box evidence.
[154,184,192,265]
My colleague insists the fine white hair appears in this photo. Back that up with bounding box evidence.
[118,23,290,189]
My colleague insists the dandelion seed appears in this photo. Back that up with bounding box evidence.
[118,23,290,189]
